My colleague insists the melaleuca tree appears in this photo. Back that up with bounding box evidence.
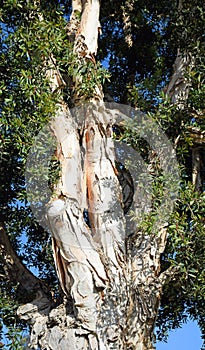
[0,0,204,349]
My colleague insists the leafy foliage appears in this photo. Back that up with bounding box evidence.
[0,0,205,348]
[157,184,205,344]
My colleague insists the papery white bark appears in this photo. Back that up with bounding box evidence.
[80,0,101,55]
[17,1,181,349]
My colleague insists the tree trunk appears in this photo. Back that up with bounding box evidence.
[164,49,194,108]
[17,2,178,349]
[164,0,194,109]
[192,147,202,191]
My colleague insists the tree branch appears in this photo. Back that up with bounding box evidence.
[164,50,194,108]
[0,223,51,299]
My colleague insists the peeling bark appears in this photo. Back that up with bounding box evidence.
[164,50,194,108]
[126,227,168,350]
[164,0,194,108]
[68,0,101,56]
[45,103,129,348]
[80,0,101,55]
[15,2,181,350]
[163,3,204,194]
[47,112,107,332]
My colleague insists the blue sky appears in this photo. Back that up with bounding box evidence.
[2,319,202,349]
[157,321,203,350]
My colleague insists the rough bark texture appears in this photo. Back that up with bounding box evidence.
[15,2,187,349]
[164,1,201,193]
[122,1,134,48]
[164,49,194,108]
[126,228,167,350]
[164,0,194,109]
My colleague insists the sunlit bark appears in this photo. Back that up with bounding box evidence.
[16,2,182,350]
[192,148,202,191]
